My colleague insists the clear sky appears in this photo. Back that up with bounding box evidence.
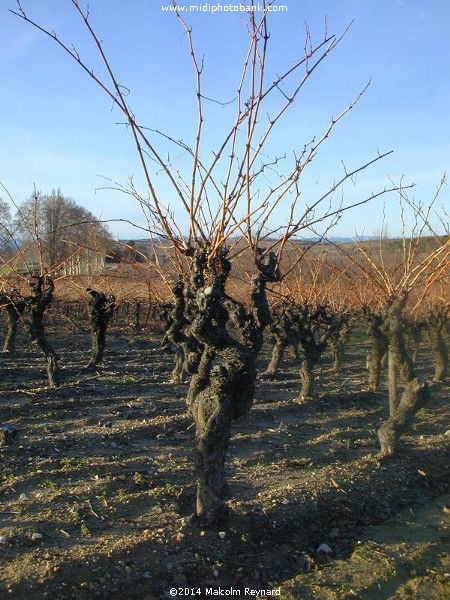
[1,0,449,240]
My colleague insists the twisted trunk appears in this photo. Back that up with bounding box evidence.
[427,307,449,382]
[293,304,335,403]
[264,336,288,378]
[1,290,26,353]
[190,344,255,523]
[299,354,315,401]
[405,319,422,363]
[185,249,278,525]
[377,377,430,458]
[329,315,352,372]
[377,294,430,458]
[263,304,300,378]
[27,276,59,386]
[86,289,116,368]
[364,311,388,391]
[162,279,202,383]
[432,334,448,382]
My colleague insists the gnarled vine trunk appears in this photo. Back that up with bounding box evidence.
[427,306,449,382]
[27,275,59,386]
[0,289,26,353]
[86,289,116,368]
[264,335,287,378]
[377,377,430,458]
[180,249,279,525]
[294,304,336,403]
[329,313,353,372]
[363,308,388,391]
[263,303,299,378]
[377,294,431,458]
[162,276,203,383]
[404,317,423,363]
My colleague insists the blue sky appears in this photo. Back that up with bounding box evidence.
[1,0,449,239]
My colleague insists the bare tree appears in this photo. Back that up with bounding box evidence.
[13,0,409,522]
[15,189,114,273]
[0,198,13,249]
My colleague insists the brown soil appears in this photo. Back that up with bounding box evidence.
[0,325,449,599]
[282,493,450,599]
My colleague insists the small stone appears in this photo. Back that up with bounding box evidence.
[19,493,29,501]
[31,532,44,541]
[298,552,315,571]
[213,569,219,577]
[0,426,17,446]
[218,531,226,539]
[0,535,8,544]
[445,430,450,436]
[317,543,332,554]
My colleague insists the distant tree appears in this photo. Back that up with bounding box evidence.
[16,189,114,271]
[0,198,12,249]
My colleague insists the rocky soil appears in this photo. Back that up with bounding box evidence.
[0,324,449,599]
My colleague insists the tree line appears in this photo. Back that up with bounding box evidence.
[0,189,114,275]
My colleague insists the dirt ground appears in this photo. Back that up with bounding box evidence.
[0,321,449,599]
